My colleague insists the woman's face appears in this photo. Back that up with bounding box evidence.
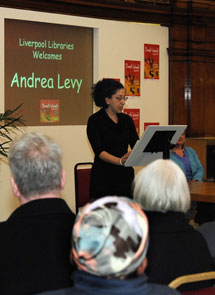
[105,88,127,114]
[177,133,186,145]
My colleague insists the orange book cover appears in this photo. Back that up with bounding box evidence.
[124,108,140,137]
[144,44,160,79]
[124,60,141,96]
[40,100,60,123]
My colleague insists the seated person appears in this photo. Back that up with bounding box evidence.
[170,131,204,181]
[170,132,214,223]
[133,159,214,292]
[38,196,181,295]
[0,133,76,295]
[197,221,215,265]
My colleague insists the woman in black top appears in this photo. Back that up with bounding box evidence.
[87,79,138,200]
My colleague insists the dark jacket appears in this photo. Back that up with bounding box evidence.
[145,211,215,291]
[37,270,181,295]
[0,198,76,295]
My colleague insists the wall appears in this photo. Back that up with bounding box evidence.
[0,7,169,221]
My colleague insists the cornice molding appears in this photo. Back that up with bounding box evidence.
[0,0,214,26]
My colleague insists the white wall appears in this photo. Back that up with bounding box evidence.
[0,7,169,221]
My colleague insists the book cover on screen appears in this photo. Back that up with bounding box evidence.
[40,100,60,123]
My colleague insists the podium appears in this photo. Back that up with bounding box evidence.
[125,125,187,167]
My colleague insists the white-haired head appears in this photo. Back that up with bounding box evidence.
[133,159,190,213]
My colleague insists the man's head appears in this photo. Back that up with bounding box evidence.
[71,196,149,279]
[9,132,65,202]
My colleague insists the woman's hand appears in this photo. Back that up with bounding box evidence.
[120,151,131,165]
[99,151,131,166]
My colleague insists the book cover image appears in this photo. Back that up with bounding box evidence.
[144,44,160,79]
[124,60,141,96]
[40,100,60,123]
[105,78,120,82]
[124,108,140,137]
[144,122,160,131]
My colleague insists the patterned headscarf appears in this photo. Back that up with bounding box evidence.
[71,196,149,278]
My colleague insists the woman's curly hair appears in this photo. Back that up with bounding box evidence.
[92,78,124,108]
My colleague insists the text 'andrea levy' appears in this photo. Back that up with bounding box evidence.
[10,73,83,93]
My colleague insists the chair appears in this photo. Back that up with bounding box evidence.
[168,271,215,295]
[74,162,93,214]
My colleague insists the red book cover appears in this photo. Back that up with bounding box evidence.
[40,100,60,123]
[124,60,141,96]
[144,122,160,131]
[105,78,120,82]
[144,44,160,79]
[124,108,140,137]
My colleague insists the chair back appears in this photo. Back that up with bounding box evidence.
[182,287,215,295]
[74,162,93,214]
[168,271,215,295]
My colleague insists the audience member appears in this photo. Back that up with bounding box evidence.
[170,131,203,181]
[38,196,181,295]
[197,221,215,265]
[0,132,76,295]
[170,131,215,224]
[133,159,214,291]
